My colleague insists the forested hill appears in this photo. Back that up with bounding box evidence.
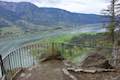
[0,1,104,28]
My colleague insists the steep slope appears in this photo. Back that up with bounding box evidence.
[0,6,21,27]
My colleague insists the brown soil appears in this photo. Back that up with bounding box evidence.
[16,60,71,80]
[15,59,120,80]
[70,70,120,80]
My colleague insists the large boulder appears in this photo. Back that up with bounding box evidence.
[81,53,113,69]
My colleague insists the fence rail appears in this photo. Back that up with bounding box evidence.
[0,42,113,80]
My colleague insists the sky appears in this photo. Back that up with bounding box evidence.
[0,0,109,14]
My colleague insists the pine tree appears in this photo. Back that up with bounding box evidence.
[102,0,120,44]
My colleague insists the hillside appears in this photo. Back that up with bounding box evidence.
[0,1,104,30]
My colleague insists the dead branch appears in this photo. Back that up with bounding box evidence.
[62,68,78,80]
[67,68,116,73]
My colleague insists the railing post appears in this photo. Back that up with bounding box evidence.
[19,48,23,68]
[52,42,54,55]
[0,55,6,76]
[8,54,12,74]
[61,43,64,57]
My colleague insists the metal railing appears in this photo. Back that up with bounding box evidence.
[0,42,113,80]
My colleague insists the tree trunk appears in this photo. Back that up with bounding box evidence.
[112,40,120,68]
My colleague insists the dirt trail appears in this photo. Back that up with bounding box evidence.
[16,60,120,80]
[16,60,71,80]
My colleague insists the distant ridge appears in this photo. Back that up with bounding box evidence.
[0,1,104,29]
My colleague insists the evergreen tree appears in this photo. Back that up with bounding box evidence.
[102,0,120,44]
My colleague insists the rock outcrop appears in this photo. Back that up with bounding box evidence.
[81,53,113,69]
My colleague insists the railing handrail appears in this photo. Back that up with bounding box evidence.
[2,42,114,60]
